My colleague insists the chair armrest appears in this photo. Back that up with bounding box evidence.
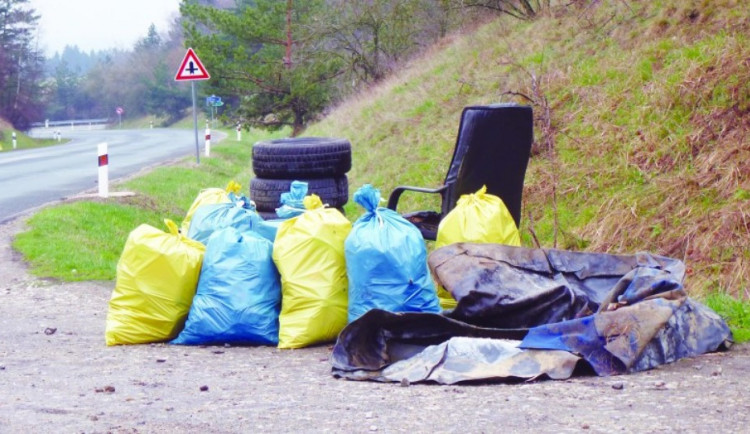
[386,184,448,212]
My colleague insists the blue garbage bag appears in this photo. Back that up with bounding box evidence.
[275,180,308,219]
[172,227,281,345]
[345,184,441,322]
[188,194,277,243]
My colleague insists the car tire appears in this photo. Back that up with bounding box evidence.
[256,210,281,221]
[250,176,349,212]
[256,207,346,221]
[252,137,351,179]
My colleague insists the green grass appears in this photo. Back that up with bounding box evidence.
[703,292,750,343]
[13,202,166,281]
[0,128,65,152]
[12,126,285,281]
[114,114,170,130]
[112,110,215,130]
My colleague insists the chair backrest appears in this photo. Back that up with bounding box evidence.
[442,104,533,228]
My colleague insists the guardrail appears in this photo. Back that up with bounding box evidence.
[29,118,111,128]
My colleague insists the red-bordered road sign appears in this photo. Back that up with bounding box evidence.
[175,48,210,81]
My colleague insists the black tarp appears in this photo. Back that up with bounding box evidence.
[331,244,732,384]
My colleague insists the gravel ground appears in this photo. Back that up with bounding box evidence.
[2,215,750,434]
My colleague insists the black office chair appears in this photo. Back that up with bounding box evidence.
[387,104,533,240]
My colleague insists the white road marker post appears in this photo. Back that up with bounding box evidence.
[97,143,109,198]
[12,131,16,149]
[205,124,211,157]
[236,123,242,141]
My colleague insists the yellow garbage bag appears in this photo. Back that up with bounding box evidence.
[272,195,352,349]
[180,181,241,234]
[434,185,521,309]
[105,219,206,345]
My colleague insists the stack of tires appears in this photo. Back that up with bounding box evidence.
[250,137,352,219]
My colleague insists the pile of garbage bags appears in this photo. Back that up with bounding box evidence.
[104,182,444,349]
[104,180,733,385]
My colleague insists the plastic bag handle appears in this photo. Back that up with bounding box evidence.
[165,219,180,235]
[164,219,206,251]
[303,194,324,210]
[225,180,242,195]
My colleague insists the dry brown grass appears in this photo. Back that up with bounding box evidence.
[305,0,750,297]
[519,0,750,295]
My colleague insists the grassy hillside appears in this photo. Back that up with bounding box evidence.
[306,0,749,297]
[0,118,27,151]
[11,1,749,299]
[11,0,749,337]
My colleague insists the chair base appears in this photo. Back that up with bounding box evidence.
[403,211,441,241]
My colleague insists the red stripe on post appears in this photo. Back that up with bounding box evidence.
[205,134,211,140]
[98,154,108,167]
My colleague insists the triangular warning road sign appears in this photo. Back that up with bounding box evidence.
[175,48,210,81]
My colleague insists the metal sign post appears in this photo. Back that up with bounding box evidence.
[206,95,223,128]
[192,82,200,164]
[175,48,211,165]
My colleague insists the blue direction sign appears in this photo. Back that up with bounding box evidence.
[206,95,222,106]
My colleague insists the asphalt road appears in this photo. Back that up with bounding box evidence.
[0,128,207,223]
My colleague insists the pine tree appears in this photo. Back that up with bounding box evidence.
[181,0,344,135]
[0,0,45,128]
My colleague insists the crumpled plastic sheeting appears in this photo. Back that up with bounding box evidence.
[332,244,732,384]
[332,309,527,374]
[331,309,578,383]
[521,270,732,375]
[384,338,580,384]
[428,243,686,329]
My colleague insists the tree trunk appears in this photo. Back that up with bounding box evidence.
[291,109,304,137]
[285,0,293,69]
[13,57,21,110]
[372,25,380,81]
